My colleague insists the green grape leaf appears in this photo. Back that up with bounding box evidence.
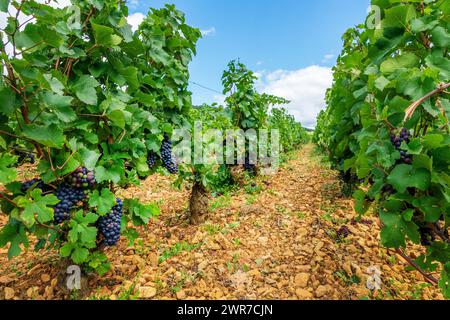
[125,199,160,226]
[353,189,370,215]
[68,222,97,246]
[0,0,9,12]
[22,124,65,148]
[60,242,74,257]
[0,219,29,259]
[71,247,90,264]
[380,53,419,74]
[43,93,76,123]
[425,51,450,80]
[0,86,16,115]
[43,74,65,95]
[107,109,126,128]
[72,75,100,105]
[387,165,431,193]
[413,196,442,222]
[88,188,116,216]
[366,141,399,168]
[79,148,100,171]
[380,210,420,248]
[95,165,122,184]
[92,23,123,46]
[439,264,450,299]
[431,26,450,48]
[16,189,59,227]
[0,154,17,185]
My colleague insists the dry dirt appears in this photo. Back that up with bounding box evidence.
[0,144,445,300]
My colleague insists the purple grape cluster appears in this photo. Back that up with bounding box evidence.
[53,184,86,225]
[390,128,412,165]
[17,151,35,164]
[98,198,123,246]
[161,134,178,174]
[147,151,158,169]
[244,155,256,176]
[382,184,396,196]
[419,226,435,247]
[336,226,351,238]
[21,179,49,193]
[68,167,95,189]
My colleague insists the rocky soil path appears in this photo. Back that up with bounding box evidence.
[0,144,444,300]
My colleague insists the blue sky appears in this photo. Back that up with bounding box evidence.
[128,0,370,127]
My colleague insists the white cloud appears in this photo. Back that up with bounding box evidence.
[127,12,145,32]
[128,0,140,9]
[201,27,216,37]
[257,66,333,129]
[256,61,263,66]
[322,53,335,64]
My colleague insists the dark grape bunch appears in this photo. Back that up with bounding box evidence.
[53,184,86,225]
[161,134,178,174]
[17,151,35,164]
[98,198,123,246]
[382,184,395,195]
[68,167,95,188]
[419,226,435,247]
[21,179,49,193]
[147,151,158,169]
[390,128,412,165]
[244,155,256,176]
[336,225,351,239]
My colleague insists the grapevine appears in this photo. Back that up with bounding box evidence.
[0,0,198,276]
[315,0,450,297]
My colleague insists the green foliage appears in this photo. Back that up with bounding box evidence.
[222,60,289,130]
[315,0,450,297]
[0,0,199,274]
[158,241,202,265]
[175,103,231,191]
[269,107,308,154]
[180,62,308,196]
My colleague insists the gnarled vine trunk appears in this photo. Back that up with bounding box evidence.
[189,181,210,225]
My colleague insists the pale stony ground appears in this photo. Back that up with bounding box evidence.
[0,144,444,300]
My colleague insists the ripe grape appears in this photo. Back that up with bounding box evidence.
[419,226,435,246]
[244,155,256,176]
[98,198,123,246]
[390,128,413,164]
[161,134,178,174]
[16,150,35,164]
[19,153,35,164]
[53,184,86,225]
[21,179,50,193]
[147,151,158,169]
[68,167,95,189]
[336,225,351,238]
[382,184,395,195]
